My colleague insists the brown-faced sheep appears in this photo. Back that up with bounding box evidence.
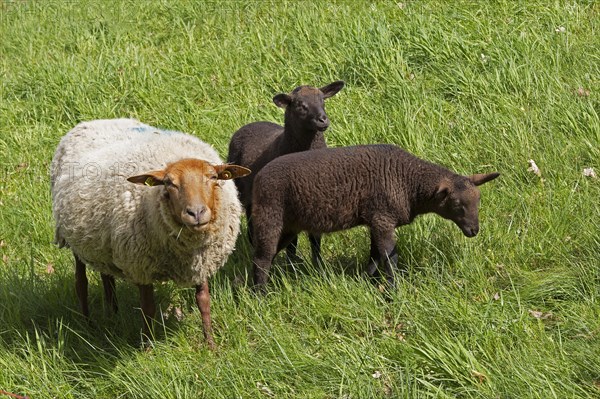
[227,81,345,264]
[250,144,500,287]
[51,119,250,348]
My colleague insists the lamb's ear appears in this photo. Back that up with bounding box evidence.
[214,164,251,180]
[273,93,292,108]
[434,180,451,201]
[320,80,345,99]
[469,172,500,186]
[127,170,167,186]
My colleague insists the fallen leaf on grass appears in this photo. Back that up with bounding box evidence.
[162,304,185,321]
[2,255,8,264]
[174,306,184,321]
[383,380,393,396]
[492,292,500,301]
[471,370,487,383]
[372,371,382,379]
[583,167,597,178]
[16,162,29,171]
[383,318,407,341]
[0,240,5,248]
[528,309,553,320]
[527,159,541,177]
[46,263,55,274]
[576,87,591,97]
[256,382,274,397]
[395,323,406,341]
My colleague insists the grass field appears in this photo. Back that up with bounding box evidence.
[1,0,599,397]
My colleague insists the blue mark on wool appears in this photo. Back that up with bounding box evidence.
[130,126,151,133]
[130,126,174,135]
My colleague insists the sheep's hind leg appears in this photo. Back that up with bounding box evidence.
[195,281,216,350]
[284,235,303,264]
[284,233,323,266]
[308,233,323,267]
[101,273,118,314]
[74,254,89,318]
[370,225,398,287]
[137,284,155,341]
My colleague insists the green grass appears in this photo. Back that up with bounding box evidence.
[1,0,599,397]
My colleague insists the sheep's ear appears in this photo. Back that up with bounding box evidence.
[320,80,345,99]
[214,164,251,180]
[434,180,451,201]
[127,170,167,186]
[469,172,500,186]
[273,94,292,108]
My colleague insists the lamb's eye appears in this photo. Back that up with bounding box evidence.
[296,101,307,111]
[210,174,218,180]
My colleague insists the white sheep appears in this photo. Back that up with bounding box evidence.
[51,118,250,348]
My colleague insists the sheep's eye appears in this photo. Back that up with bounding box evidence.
[210,174,218,180]
[164,179,178,189]
[296,101,307,111]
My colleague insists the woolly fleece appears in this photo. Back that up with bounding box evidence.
[51,118,242,285]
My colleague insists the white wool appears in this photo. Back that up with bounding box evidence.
[51,119,242,285]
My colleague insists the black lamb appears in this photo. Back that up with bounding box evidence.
[250,144,500,287]
[227,81,345,264]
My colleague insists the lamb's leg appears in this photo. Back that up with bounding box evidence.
[101,273,118,314]
[308,233,323,266]
[195,281,216,350]
[370,225,398,287]
[285,235,303,264]
[253,245,277,288]
[138,284,155,339]
[366,233,380,278]
[74,254,89,317]
[253,232,295,288]
[245,203,254,245]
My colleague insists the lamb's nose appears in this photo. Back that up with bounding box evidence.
[317,114,329,124]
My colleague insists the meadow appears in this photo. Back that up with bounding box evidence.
[1,0,599,397]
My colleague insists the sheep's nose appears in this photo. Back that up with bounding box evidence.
[316,115,329,131]
[317,114,329,124]
[466,226,479,237]
[185,206,207,222]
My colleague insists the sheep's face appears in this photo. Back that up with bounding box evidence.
[434,173,500,237]
[128,159,250,231]
[273,81,345,133]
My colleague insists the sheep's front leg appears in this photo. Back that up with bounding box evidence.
[74,254,89,317]
[366,233,380,278]
[245,203,255,245]
[253,232,295,288]
[195,281,216,350]
[138,284,155,339]
[101,273,118,314]
[253,252,275,288]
